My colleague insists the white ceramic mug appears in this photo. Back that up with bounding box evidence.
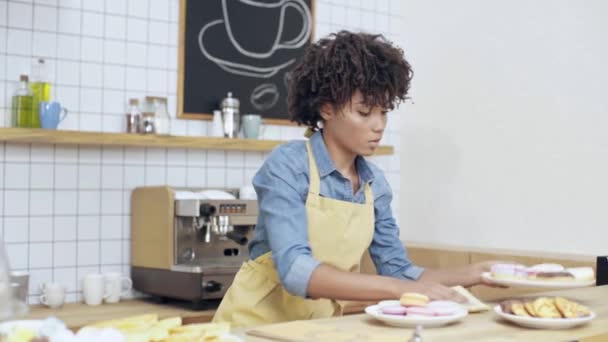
[104,272,132,304]
[241,114,263,139]
[39,282,65,309]
[82,274,109,306]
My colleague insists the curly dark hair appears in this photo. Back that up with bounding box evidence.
[287,31,413,131]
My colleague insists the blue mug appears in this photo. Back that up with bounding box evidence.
[39,102,68,129]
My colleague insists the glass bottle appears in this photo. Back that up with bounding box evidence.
[11,75,34,128]
[126,98,141,133]
[30,58,51,128]
[140,113,156,134]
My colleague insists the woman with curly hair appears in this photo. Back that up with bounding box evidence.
[213,31,497,327]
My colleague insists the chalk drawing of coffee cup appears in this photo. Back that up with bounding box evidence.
[198,0,311,78]
[223,0,311,58]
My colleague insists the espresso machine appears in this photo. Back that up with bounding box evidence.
[130,186,257,307]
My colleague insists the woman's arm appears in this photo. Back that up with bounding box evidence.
[419,261,502,287]
[366,168,499,291]
[308,263,466,302]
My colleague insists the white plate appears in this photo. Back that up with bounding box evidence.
[482,272,595,289]
[494,305,595,329]
[365,300,468,328]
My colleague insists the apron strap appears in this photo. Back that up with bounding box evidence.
[363,182,373,205]
[305,141,321,195]
[307,141,374,204]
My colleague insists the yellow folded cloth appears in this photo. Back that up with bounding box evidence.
[452,286,491,313]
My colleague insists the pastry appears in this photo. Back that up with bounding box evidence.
[500,299,530,317]
[399,293,430,307]
[532,297,561,318]
[574,302,591,317]
[523,300,537,317]
[534,271,575,282]
[500,300,517,314]
[528,263,565,272]
[526,263,565,278]
[554,297,591,318]
[510,301,531,317]
[381,305,408,315]
[501,297,592,319]
[491,264,526,280]
[566,267,595,281]
[514,267,531,279]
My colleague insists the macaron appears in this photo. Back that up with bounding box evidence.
[426,301,461,316]
[400,293,430,307]
[380,305,408,315]
[491,263,526,279]
[404,306,436,317]
[526,263,566,279]
[528,263,565,273]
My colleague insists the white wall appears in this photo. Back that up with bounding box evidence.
[399,0,608,255]
[0,0,403,303]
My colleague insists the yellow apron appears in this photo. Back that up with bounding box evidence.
[213,141,375,327]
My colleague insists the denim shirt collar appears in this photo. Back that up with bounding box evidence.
[309,130,375,184]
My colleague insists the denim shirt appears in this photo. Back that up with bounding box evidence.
[249,130,424,298]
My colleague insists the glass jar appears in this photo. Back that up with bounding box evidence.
[140,112,156,134]
[143,96,171,135]
[1,242,28,320]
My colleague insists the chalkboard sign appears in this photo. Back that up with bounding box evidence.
[177,0,315,124]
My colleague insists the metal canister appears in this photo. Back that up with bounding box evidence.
[220,92,240,138]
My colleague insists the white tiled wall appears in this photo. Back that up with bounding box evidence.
[0,0,403,303]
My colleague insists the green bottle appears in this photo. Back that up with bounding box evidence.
[11,75,34,128]
[30,58,51,128]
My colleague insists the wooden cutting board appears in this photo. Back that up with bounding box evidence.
[25,299,215,330]
[247,320,406,342]
[580,333,608,342]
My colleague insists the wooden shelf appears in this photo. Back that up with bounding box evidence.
[0,128,394,155]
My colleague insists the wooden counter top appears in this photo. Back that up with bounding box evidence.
[239,286,608,341]
[24,299,216,330]
[22,297,371,331]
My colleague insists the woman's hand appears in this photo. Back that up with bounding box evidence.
[307,264,470,303]
[418,261,509,288]
[467,260,509,287]
[396,280,468,303]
